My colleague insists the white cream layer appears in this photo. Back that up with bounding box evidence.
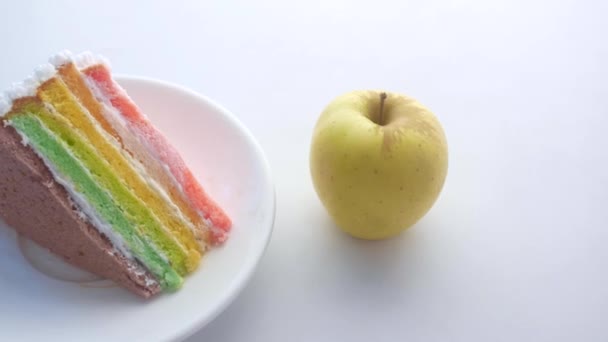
[58,74,199,253]
[1,50,110,118]
[49,50,110,70]
[84,74,212,248]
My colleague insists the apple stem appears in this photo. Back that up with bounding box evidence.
[378,92,388,125]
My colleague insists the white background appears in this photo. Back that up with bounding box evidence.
[1,0,607,341]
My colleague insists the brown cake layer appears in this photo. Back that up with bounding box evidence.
[0,123,160,298]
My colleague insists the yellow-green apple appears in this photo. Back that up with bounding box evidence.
[310,90,448,240]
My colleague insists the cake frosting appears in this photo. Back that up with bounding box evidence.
[0,94,9,117]
[49,50,110,70]
[1,63,56,117]
[48,50,74,68]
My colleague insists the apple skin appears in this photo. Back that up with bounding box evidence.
[310,90,448,240]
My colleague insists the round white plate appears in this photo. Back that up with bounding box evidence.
[0,76,275,341]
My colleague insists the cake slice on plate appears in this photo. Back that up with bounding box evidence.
[0,51,231,298]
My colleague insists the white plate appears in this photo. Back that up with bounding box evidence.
[0,76,275,341]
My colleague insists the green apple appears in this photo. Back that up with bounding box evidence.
[310,90,448,240]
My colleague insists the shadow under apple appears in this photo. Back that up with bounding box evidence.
[315,211,442,310]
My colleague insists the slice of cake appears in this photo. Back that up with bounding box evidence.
[0,51,231,298]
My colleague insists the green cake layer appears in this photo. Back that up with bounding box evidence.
[8,101,183,290]
[32,102,192,276]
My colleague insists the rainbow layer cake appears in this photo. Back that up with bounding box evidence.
[0,51,231,298]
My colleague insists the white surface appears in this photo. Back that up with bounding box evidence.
[0,0,607,341]
[0,77,275,341]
